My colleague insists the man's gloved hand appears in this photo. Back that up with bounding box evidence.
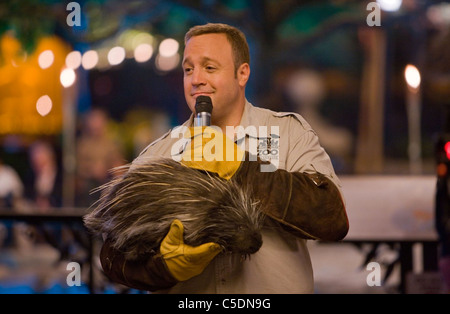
[180,126,245,180]
[160,219,222,282]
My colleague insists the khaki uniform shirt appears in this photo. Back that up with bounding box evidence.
[134,100,342,293]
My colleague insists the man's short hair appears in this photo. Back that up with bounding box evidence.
[184,23,250,72]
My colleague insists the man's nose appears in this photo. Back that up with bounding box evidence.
[191,68,206,86]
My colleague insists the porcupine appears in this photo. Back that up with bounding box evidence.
[83,157,265,261]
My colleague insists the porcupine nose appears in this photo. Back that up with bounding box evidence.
[247,232,263,254]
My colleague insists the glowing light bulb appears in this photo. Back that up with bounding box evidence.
[134,43,153,63]
[108,46,126,66]
[38,50,54,69]
[81,50,99,70]
[60,68,76,87]
[36,95,52,116]
[66,51,82,69]
[155,53,180,72]
[377,0,402,12]
[159,38,179,57]
[404,64,421,90]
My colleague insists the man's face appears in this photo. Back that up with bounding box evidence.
[182,33,248,126]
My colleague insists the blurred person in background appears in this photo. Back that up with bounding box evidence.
[21,140,70,256]
[0,157,25,248]
[25,140,62,211]
[75,108,126,207]
[286,69,353,173]
[25,139,90,263]
[0,157,25,209]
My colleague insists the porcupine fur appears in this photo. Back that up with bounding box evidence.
[83,157,265,261]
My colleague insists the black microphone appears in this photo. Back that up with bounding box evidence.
[194,96,213,127]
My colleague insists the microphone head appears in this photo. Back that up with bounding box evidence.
[195,96,213,114]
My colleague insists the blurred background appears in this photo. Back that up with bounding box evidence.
[0,0,449,294]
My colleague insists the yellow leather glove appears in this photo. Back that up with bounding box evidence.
[160,219,222,282]
[181,126,245,180]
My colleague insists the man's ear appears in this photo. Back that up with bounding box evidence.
[237,63,250,87]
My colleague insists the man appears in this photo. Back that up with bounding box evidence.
[99,23,348,293]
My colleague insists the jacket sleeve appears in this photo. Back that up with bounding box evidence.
[234,154,349,241]
[100,238,178,292]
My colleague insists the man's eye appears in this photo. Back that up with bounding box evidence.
[206,66,216,71]
[184,67,193,74]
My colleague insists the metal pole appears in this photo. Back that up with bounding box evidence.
[62,79,78,207]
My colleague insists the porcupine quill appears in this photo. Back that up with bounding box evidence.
[83,157,265,261]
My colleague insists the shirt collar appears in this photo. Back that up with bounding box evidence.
[238,99,252,128]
